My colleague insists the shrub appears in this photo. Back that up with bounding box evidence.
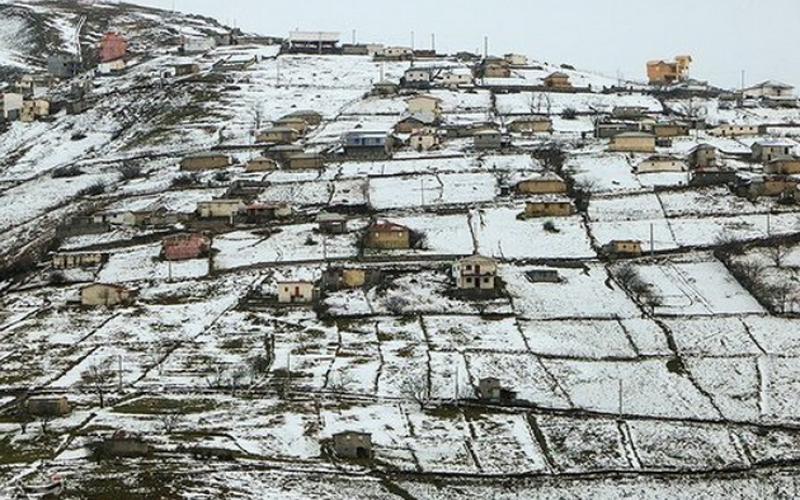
[561,107,578,120]
[543,220,560,233]
[118,163,144,180]
[77,182,106,197]
[52,165,83,178]
[213,171,230,182]
[171,173,198,187]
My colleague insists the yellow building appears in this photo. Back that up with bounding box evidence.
[364,221,411,249]
[647,55,692,84]
[81,283,135,307]
[524,201,574,218]
[609,132,656,153]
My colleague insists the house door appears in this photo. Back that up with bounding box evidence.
[293,286,300,301]
[356,447,369,459]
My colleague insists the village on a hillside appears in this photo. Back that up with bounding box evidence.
[1,1,800,497]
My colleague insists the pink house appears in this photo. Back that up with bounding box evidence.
[162,233,211,261]
[99,32,128,63]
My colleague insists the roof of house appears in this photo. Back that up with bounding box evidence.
[368,221,409,232]
[407,94,442,103]
[184,151,229,159]
[747,80,794,90]
[753,139,794,148]
[288,31,340,43]
[614,132,655,139]
[545,71,569,79]
[459,254,496,264]
[317,212,346,222]
[399,112,437,125]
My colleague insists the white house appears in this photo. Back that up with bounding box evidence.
[406,95,442,117]
[743,80,795,99]
[453,255,498,290]
[2,93,23,119]
[404,68,431,85]
[277,281,317,304]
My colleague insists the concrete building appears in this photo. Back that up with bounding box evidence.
[524,200,575,218]
[182,37,216,54]
[342,131,392,157]
[436,70,473,87]
[647,55,692,84]
[508,116,553,134]
[174,63,200,77]
[277,281,317,304]
[473,129,506,150]
[197,199,246,219]
[636,155,687,173]
[47,55,81,79]
[81,283,135,307]
[52,252,107,269]
[477,377,516,402]
[525,269,561,283]
[504,53,528,66]
[364,221,411,249]
[284,153,325,170]
[752,141,794,163]
[743,80,795,99]
[257,126,300,144]
[331,431,373,459]
[180,152,231,171]
[453,255,497,290]
[688,144,718,170]
[286,31,340,54]
[378,46,414,61]
[317,212,347,234]
[162,233,211,261]
[403,67,432,86]
[543,72,572,89]
[651,122,689,138]
[99,32,127,63]
[2,93,23,119]
[609,132,656,153]
[395,114,437,134]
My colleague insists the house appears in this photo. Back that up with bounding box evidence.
[395,113,437,134]
[2,92,23,119]
[647,55,692,84]
[197,199,246,219]
[181,37,216,54]
[378,46,414,61]
[508,116,553,134]
[524,200,575,218]
[273,117,310,134]
[372,80,399,96]
[174,63,200,77]
[14,74,55,97]
[690,169,739,187]
[240,202,291,223]
[504,53,528,67]
[525,269,561,283]
[708,124,763,137]
[406,95,442,117]
[282,110,323,127]
[765,157,800,175]
[543,72,572,89]
[688,144,718,170]
[341,43,384,56]
[322,268,372,290]
[20,99,50,122]
[478,58,511,78]
[99,32,127,63]
[403,67,432,87]
[180,152,231,171]
[162,233,211,261]
[635,155,687,173]
[752,141,794,163]
[81,283,135,307]
[477,377,516,402]
[364,221,411,249]
[286,31,340,54]
[609,132,656,153]
[651,122,689,138]
[436,70,473,87]
[612,106,649,119]
[97,59,127,75]
[264,144,305,162]
[516,175,567,195]
[342,131,392,157]
[453,255,498,290]
[52,251,107,269]
[47,55,80,79]
[331,431,372,459]
[409,128,440,151]
[246,156,279,172]
[277,281,317,304]
[25,396,71,417]
[280,153,322,170]
[603,240,643,257]
[473,129,507,150]
[317,212,347,234]
[743,80,795,99]
[736,176,800,199]
[595,121,640,139]
[257,126,300,144]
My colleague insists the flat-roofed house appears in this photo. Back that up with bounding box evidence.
[286,31,340,54]
[524,200,575,218]
[765,157,800,175]
[473,129,507,150]
[453,255,497,290]
[277,281,317,304]
[508,116,553,134]
[709,124,764,137]
[635,155,687,173]
[282,110,323,126]
[609,132,656,153]
[257,126,300,144]
[342,131,392,157]
[180,152,231,171]
[52,251,107,269]
[504,53,528,66]
[743,80,795,99]
[284,153,325,170]
[478,377,517,402]
[332,431,373,459]
[197,199,246,219]
[603,240,643,257]
[81,283,135,307]
[364,221,410,249]
[752,140,794,163]
[246,156,279,172]
[406,95,442,117]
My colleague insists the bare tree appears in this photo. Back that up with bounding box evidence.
[400,370,429,410]
[768,245,788,268]
[79,358,116,408]
[157,412,183,434]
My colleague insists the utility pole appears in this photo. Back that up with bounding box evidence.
[431,33,436,52]
[118,355,123,392]
[650,223,655,257]
[618,379,623,418]
[420,178,425,206]
[741,70,746,91]
[484,36,489,58]
[411,30,415,50]
[352,29,356,45]
[767,213,771,236]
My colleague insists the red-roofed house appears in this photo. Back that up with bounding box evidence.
[162,233,211,261]
[99,33,128,63]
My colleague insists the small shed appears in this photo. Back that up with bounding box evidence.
[478,377,517,402]
[26,396,71,417]
[332,431,373,459]
[317,212,347,234]
[81,283,135,307]
[277,281,317,304]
